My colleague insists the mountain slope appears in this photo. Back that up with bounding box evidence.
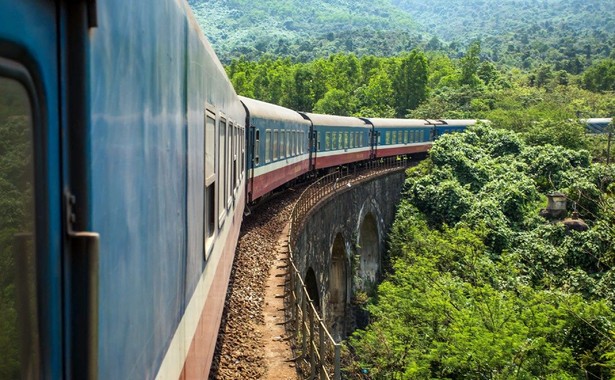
[188,0,615,69]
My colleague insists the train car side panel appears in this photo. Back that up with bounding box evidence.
[89,0,190,377]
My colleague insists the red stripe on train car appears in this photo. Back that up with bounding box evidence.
[250,159,310,200]
[313,151,371,170]
[375,144,432,158]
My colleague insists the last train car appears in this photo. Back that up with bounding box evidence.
[0,0,246,378]
[584,118,613,134]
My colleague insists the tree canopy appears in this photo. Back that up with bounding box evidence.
[349,125,615,378]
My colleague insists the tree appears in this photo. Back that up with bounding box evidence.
[583,59,615,92]
[392,50,428,117]
[313,89,354,116]
[460,40,482,88]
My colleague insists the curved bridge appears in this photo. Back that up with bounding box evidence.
[285,160,407,378]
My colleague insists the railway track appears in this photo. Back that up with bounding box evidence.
[209,185,305,380]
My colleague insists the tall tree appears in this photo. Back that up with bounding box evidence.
[460,41,482,87]
[393,49,428,117]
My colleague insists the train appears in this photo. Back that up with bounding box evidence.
[1,1,609,379]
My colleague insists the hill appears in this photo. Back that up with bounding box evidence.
[188,0,615,69]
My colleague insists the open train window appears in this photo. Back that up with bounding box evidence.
[204,109,216,256]
[218,117,227,223]
[0,59,41,377]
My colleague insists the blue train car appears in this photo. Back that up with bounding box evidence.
[364,118,434,158]
[241,96,311,202]
[301,113,373,170]
[0,0,245,378]
[436,119,479,137]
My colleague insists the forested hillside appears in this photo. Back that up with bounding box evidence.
[189,0,615,69]
[349,125,615,377]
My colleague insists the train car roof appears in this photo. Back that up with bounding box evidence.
[583,118,612,124]
[440,119,480,126]
[240,96,309,124]
[363,118,433,127]
[300,112,370,128]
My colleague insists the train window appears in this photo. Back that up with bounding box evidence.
[325,132,331,151]
[265,130,271,163]
[279,131,285,159]
[227,121,232,207]
[287,131,291,157]
[339,132,344,149]
[295,130,299,155]
[398,131,402,143]
[232,124,238,194]
[343,132,348,149]
[254,129,260,166]
[0,74,40,377]
[392,131,397,145]
[205,110,216,256]
[404,130,408,144]
[273,130,279,161]
[218,118,227,221]
[385,131,391,145]
[301,131,305,154]
[330,132,336,150]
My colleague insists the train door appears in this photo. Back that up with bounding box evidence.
[369,130,379,159]
[309,128,318,171]
[0,1,64,378]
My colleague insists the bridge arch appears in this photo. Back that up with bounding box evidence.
[305,267,320,311]
[328,232,348,339]
[356,212,380,293]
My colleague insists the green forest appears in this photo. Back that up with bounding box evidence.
[190,0,614,68]
[348,124,615,378]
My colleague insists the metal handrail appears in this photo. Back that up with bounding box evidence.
[285,157,410,379]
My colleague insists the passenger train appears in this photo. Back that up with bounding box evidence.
[1,0,608,379]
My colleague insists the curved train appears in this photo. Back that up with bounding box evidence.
[0,1,610,379]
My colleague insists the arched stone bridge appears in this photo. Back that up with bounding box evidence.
[291,169,406,341]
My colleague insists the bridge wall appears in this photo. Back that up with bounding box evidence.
[293,171,406,339]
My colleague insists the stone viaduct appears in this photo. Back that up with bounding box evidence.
[291,170,406,340]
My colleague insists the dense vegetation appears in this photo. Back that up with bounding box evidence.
[190,0,615,69]
[348,125,615,378]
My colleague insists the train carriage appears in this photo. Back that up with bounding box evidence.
[365,118,435,158]
[302,113,372,170]
[0,0,246,378]
[241,96,311,202]
[436,119,479,137]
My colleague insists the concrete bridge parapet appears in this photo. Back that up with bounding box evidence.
[292,170,406,340]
